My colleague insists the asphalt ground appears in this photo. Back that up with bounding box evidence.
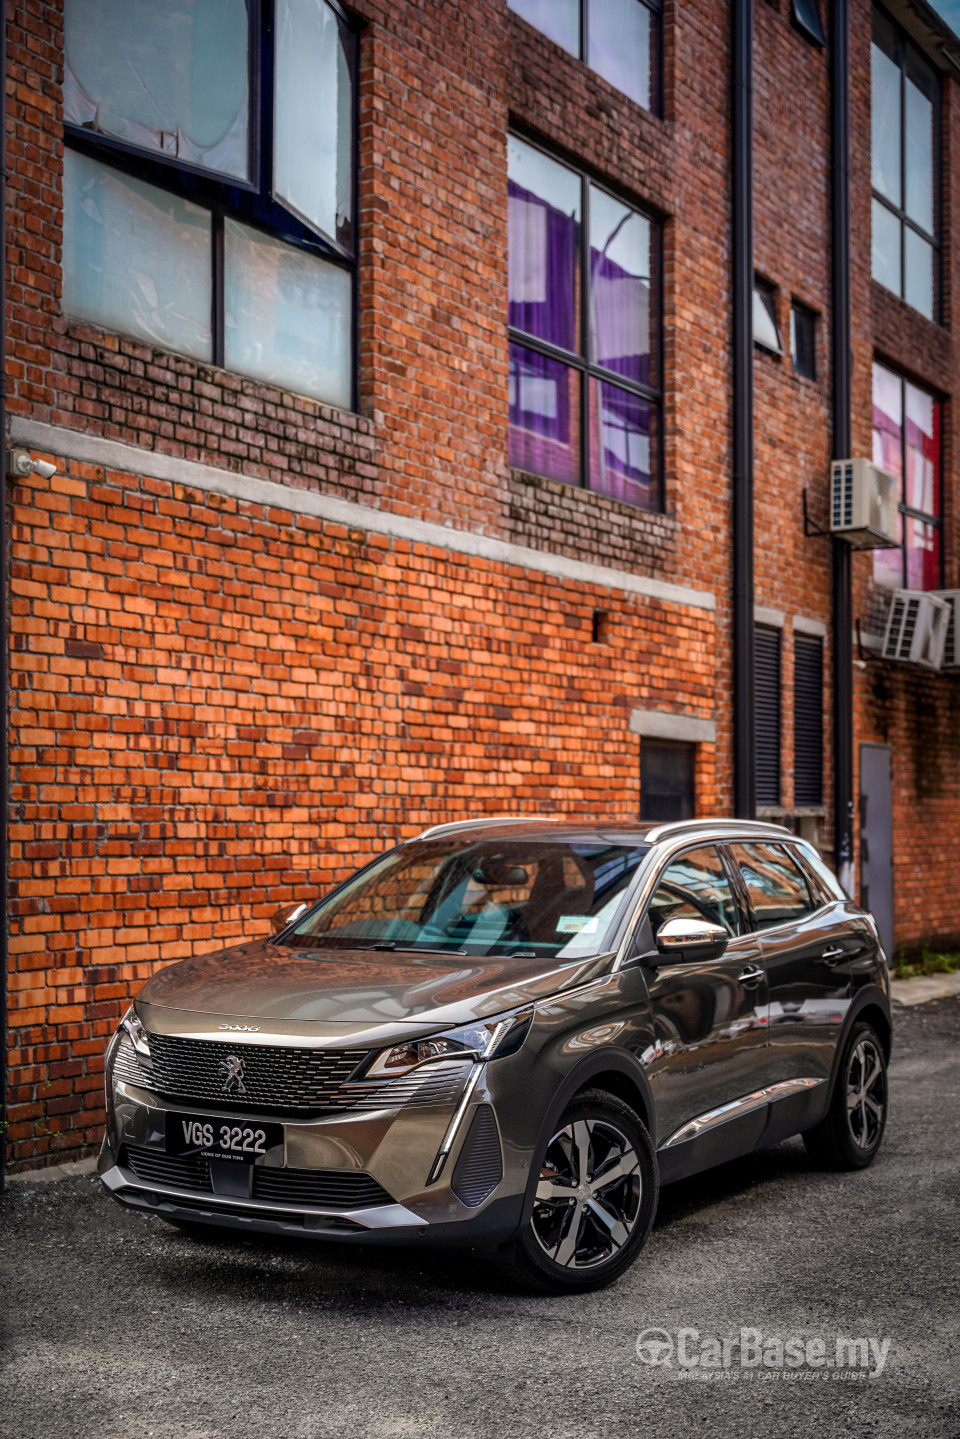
[2,997,959,1439]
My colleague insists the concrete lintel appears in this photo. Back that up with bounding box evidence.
[794,615,828,638]
[629,709,717,743]
[754,605,786,629]
[10,419,717,614]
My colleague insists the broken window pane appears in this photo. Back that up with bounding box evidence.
[63,0,250,182]
[273,0,353,251]
[62,149,213,359]
[224,219,352,408]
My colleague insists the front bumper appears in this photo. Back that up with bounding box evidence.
[100,1055,527,1250]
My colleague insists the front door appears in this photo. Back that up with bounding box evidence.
[860,743,894,964]
[637,844,769,1157]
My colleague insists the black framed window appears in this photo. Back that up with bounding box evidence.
[640,740,695,822]
[790,301,817,379]
[507,134,662,511]
[755,625,782,806]
[793,634,823,806]
[871,6,940,322]
[61,0,357,410]
[871,360,942,590]
[753,277,783,356]
[508,0,662,115]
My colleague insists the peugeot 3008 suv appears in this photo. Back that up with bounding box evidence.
[100,817,891,1293]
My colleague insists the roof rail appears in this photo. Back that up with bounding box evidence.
[414,815,561,842]
[644,817,793,844]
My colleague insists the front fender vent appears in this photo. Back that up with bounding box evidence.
[450,1105,503,1208]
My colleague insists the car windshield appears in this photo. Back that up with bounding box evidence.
[284,837,651,960]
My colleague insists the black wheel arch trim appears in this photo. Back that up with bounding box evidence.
[824,984,892,1102]
[518,1049,656,1232]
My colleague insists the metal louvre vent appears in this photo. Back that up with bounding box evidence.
[451,1104,503,1207]
[120,1145,394,1210]
[145,1035,369,1114]
[793,633,823,807]
[754,625,782,806]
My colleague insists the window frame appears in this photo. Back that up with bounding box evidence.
[726,841,819,935]
[872,359,944,590]
[507,130,665,510]
[871,3,942,323]
[510,0,664,117]
[789,299,817,380]
[61,0,360,407]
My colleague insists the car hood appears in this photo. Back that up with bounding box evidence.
[136,936,611,1045]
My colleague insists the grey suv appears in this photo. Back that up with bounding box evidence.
[100,817,891,1292]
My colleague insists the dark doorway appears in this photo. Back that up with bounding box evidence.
[640,740,696,822]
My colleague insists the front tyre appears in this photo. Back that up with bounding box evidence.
[499,1088,658,1294]
[803,1021,889,1171]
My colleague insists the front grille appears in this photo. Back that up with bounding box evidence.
[113,1034,470,1116]
[123,1143,211,1192]
[252,1168,393,1209]
[119,1144,394,1210]
[146,1034,369,1114]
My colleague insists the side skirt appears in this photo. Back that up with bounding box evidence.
[657,1078,827,1185]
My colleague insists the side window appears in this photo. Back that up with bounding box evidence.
[729,843,816,931]
[647,847,740,938]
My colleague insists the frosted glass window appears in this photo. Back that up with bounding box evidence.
[508,0,579,54]
[63,0,250,181]
[274,0,353,250]
[62,149,213,360]
[224,220,351,408]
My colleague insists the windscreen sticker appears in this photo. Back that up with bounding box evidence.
[556,915,600,934]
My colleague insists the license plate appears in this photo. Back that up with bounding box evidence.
[166,1113,284,1164]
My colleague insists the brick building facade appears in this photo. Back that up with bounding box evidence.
[2,0,958,1169]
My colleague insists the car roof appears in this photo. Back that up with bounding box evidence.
[410,816,794,846]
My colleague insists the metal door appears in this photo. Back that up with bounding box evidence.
[859,744,894,963]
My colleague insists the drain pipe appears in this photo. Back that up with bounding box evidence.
[0,2,8,1190]
[831,0,855,893]
[732,0,755,818]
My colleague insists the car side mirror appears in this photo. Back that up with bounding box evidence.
[271,901,307,936]
[653,916,729,963]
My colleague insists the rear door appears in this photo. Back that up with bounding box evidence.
[726,841,857,1094]
[637,844,769,1149]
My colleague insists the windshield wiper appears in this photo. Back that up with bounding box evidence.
[365,941,469,955]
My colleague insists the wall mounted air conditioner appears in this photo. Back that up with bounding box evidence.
[881,589,950,669]
[830,459,898,548]
[934,591,960,669]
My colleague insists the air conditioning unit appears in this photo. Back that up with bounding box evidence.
[881,590,950,668]
[830,459,898,548]
[934,591,960,669]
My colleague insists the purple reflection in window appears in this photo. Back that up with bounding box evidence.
[508,181,580,353]
[589,186,651,386]
[872,361,904,589]
[509,342,580,485]
[589,378,655,509]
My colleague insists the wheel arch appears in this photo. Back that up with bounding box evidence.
[825,985,893,1100]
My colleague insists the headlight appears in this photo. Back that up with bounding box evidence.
[363,1007,534,1079]
[119,1005,152,1064]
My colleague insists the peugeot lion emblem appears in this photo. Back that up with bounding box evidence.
[219,1054,246,1094]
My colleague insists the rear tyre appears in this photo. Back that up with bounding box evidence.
[803,1021,888,1171]
[498,1088,658,1294]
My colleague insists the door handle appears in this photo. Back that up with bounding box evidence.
[820,946,845,965]
[738,964,765,988]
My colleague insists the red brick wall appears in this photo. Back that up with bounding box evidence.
[5,453,717,1166]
